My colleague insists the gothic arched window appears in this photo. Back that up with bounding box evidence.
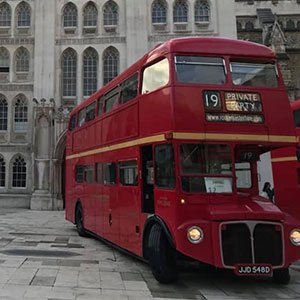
[63,2,78,28]
[0,47,9,73]
[286,19,295,30]
[83,2,98,27]
[15,47,30,73]
[83,48,98,96]
[12,156,26,188]
[0,95,7,131]
[103,47,119,86]
[16,2,31,27]
[152,0,167,24]
[103,1,118,26]
[245,21,254,31]
[0,156,5,187]
[62,48,77,97]
[0,2,11,27]
[195,0,210,23]
[14,95,28,132]
[173,0,188,23]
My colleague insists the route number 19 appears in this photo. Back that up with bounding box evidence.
[203,91,222,111]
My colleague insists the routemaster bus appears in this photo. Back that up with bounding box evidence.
[272,100,300,219]
[65,37,300,284]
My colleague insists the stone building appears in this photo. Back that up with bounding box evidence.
[0,0,236,209]
[235,0,300,101]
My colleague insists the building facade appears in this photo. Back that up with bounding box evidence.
[0,0,236,209]
[236,0,300,101]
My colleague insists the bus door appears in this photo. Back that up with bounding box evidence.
[102,162,119,244]
[141,146,154,214]
[118,159,140,253]
[153,144,176,221]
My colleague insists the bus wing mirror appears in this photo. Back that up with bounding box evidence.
[297,150,300,163]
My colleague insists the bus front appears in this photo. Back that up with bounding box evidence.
[167,38,300,284]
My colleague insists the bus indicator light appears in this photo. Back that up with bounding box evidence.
[180,199,186,205]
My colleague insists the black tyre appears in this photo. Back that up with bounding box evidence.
[75,205,88,237]
[272,268,290,285]
[148,223,178,284]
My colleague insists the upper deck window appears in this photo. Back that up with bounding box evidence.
[230,61,278,88]
[175,56,226,85]
[120,73,138,104]
[69,115,77,131]
[85,102,96,122]
[142,58,169,94]
[104,87,119,113]
[78,108,86,127]
[294,110,300,128]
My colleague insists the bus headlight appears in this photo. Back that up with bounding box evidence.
[187,226,203,244]
[290,229,300,246]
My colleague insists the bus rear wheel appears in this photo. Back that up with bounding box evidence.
[272,268,290,285]
[75,205,88,237]
[148,223,178,284]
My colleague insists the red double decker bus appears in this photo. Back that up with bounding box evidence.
[272,100,300,219]
[65,37,300,284]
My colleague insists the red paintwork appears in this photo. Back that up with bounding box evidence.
[65,37,300,272]
[272,100,300,220]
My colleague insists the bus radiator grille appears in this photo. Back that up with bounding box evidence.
[221,222,283,267]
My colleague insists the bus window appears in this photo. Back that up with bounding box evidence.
[69,115,77,131]
[155,144,175,189]
[120,73,138,104]
[230,61,278,87]
[105,87,119,113]
[85,165,94,184]
[142,58,169,94]
[78,108,86,127]
[85,102,96,122]
[103,162,117,184]
[96,163,103,184]
[235,162,252,188]
[294,110,300,128]
[119,160,138,186]
[175,56,226,85]
[76,165,84,183]
[180,144,233,193]
[98,96,104,116]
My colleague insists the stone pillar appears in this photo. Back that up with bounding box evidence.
[31,103,54,210]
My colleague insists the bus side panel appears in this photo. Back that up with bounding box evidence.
[102,104,138,145]
[272,147,300,220]
[139,88,173,137]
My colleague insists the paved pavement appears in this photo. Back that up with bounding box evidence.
[0,209,300,299]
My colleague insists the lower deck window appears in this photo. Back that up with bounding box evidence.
[104,162,116,184]
[119,160,138,186]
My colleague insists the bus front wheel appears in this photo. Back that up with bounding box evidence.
[148,223,177,284]
[272,268,290,285]
[75,205,88,237]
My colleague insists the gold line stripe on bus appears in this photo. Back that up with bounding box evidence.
[66,132,298,160]
[172,132,297,143]
[271,156,298,163]
[66,134,166,160]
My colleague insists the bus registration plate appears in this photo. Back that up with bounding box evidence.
[235,264,272,276]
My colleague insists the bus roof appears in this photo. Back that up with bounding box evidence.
[72,37,276,115]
